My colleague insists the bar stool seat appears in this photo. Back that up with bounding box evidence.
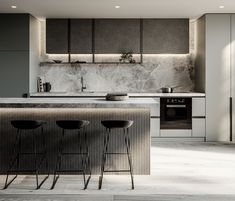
[56,120,89,130]
[4,120,49,190]
[11,120,46,130]
[99,120,134,190]
[101,120,133,129]
[51,120,91,190]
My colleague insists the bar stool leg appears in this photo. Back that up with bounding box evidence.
[33,128,49,190]
[83,130,91,189]
[32,130,40,189]
[51,129,64,189]
[34,126,49,190]
[42,126,50,178]
[3,129,21,189]
[78,129,86,188]
[99,129,110,190]
[124,128,134,189]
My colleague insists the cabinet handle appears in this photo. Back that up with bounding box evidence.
[166,105,186,108]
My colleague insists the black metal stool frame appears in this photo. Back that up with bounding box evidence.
[51,127,91,190]
[99,127,134,190]
[4,126,49,190]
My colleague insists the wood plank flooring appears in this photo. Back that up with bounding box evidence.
[0,194,235,201]
[0,140,235,200]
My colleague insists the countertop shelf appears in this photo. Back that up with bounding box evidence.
[30,92,206,98]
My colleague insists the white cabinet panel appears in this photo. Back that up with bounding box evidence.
[192,118,206,137]
[192,98,205,117]
[232,14,235,142]
[149,98,160,117]
[151,118,160,137]
[160,130,192,137]
[205,14,231,141]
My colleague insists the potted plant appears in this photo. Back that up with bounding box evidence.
[119,52,136,63]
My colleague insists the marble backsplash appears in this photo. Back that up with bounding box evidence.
[39,21,195,93]
[39,55,194,93]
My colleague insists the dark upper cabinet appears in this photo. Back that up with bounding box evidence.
[70,19,92,54]
[0,14,29,51]
[46,19,69,54]
[143,19,189,54]
[94,19,140,54]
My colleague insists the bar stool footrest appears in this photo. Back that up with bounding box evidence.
[61,152,88,155]
[55,170,85,173]
[105,152,127,155]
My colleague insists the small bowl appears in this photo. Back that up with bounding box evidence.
[53,60,62,63]
[106,93,129,101]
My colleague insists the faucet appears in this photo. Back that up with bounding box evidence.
[81,76,87,92]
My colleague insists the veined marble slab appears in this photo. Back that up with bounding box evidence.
[0,98,158,109]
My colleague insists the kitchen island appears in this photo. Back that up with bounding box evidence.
[0,98,157,175]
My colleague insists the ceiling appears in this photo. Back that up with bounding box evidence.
[0,0,235,20]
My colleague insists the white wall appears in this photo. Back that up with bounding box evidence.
[195,15,205,93]
[29,16,40,93]
[231,15,235,142]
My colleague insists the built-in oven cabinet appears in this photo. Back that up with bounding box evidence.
[192,118,206,137]
[151,118,160,137]
[192,98,205,117]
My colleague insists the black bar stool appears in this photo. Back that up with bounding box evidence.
[99,120,134,190]
[51,120,91,190]
[4,120,49,189]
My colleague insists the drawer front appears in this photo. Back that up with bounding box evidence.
[192,118,206,137]
[160,129,192,137]
[192,98,205,117]
[151,118,160,137]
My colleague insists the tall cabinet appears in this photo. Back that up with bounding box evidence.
[0,14,40,97]
[195,14,235,141]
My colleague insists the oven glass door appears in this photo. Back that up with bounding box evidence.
[160,98,192,129]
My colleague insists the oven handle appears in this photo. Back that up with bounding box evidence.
[166,105,186,108]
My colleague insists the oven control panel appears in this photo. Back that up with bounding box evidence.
[166,98,186,104]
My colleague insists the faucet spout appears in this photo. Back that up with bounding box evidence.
[81,76,87,92]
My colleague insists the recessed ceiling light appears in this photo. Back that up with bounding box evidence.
[11,5,17,9]
[219,5,225,9]
[115,5,120,9]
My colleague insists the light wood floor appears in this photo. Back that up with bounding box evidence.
[1,140,235,200]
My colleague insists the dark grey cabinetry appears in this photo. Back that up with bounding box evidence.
[0,14,39,97]
[70,19,92,54]
[46,19,69,54]
[143,19,189,54]
[0,14,29,51]
[94,19,140,54]
[0,52,29,97]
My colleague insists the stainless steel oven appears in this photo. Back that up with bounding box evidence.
[160,98,192,129]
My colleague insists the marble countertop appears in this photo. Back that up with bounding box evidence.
[30,92,205,97]
[0,97,158,108]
